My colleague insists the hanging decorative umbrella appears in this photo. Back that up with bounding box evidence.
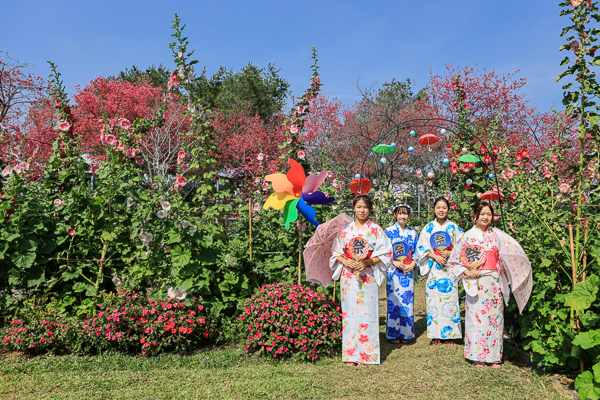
[372,144,395,154]
[458,154,481,163]
[349,177,371,195]
[480,189,504,201]
[303,213,353,287]
[263,159,334,228]
[418,134,440,152]
[493,228,532,313]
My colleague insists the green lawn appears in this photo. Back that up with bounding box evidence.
[0,282,564,400]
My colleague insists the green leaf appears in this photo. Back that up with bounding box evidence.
[565,275,600,311]
[171,246,192,267]
[101,231,117,241]
[581,311,600,328]
[26,266,45,287]
[572,330,600,350]
[594,363,600,383]
[13,252,36,269]
[575,371,600,400]
[39,240,57,255]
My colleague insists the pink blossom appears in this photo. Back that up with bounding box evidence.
[543,170,553,179]
[105,134,117,147]
[18,161,29,172]
[427,181,433,186]
[57,121,71,131]
[119,118,131,130]
[559,182,571,194]
[572,0,583,7]
[135,157,144,165]
[133,148,140,155]
[416,169,422,178]
[177,150,185,164]
[290,125,299,134]
[126,148,135,158]
[117,142,126,151]
[477,193,482,199]
[176,174,187,187]
[257,153,264,161]
[54,199,64,209]
[100,132,107,146]
[287,137,292,144]
[297,150,306,160]
[572,40,581,54]
[168,73,179,88]
[584,165,596,179]
[509,221,517,232]
[12,164,21,174]
[1,166,13,177]
[332,178,339,188]
[252,203,261,212]
[325,171,334,179]
[68,227,76,236]
[462,147,468,153]
[501,169,516,180]
[90,163,100,176]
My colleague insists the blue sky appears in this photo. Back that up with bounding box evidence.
[2,1,567,112]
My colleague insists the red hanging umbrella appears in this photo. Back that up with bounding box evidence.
[480,190,504,201]
[418,134,440,146]
[349,178,371,195]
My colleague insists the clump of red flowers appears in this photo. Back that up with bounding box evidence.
[241,283,341,361]
[1,291,209,356]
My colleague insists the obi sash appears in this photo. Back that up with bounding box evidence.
[479,250,500,271]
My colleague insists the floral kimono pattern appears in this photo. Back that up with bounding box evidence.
[330,220,392,364]
[416,219,463,340]
[448,226,509,363]
[384,223,418,341]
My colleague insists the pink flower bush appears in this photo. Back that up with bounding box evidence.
[57,121,71,131]
[241,283,341,361]
[0,292,209,356]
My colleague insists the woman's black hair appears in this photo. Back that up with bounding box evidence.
[433,197,450,209]
[393,205,411,215]
[352,194,373,210]
[473,201,494,221]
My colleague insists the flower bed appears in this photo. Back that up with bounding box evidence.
[241,283,341,361]
[1,291,210,356]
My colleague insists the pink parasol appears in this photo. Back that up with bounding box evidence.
[303,213,353,287]
[493,228,532,313]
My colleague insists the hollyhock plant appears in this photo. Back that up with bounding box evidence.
[241,283,341,361]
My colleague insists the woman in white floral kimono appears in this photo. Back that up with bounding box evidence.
[448,201,510,368]
[330,195,392,366]
[384,204,418,344]
[416,197,464,345]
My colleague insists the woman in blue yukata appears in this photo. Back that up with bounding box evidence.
[416,197,464,345]
[384,204,418,344]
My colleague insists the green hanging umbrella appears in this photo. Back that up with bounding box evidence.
[458,154,481,163]
[373,144,395,154]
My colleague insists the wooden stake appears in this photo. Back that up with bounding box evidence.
[568,217,584,373]
[249,198,253,261]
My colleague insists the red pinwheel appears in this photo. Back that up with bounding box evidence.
[263,159,335,229]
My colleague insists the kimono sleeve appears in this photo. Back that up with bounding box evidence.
[416,223,434,276]
[370,226,393,286]
[329,233,344,271]
[448,234,468,281]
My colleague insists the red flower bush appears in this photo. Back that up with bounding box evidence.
[241,283,341,361]
[0,291,209,356]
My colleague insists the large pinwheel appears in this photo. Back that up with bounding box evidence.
[263,159,335,229]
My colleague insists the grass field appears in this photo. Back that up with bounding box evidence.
[0,282,566,400]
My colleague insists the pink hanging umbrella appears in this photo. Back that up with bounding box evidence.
[303,213,353,287]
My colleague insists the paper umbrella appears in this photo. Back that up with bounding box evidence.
[263,159,335,229]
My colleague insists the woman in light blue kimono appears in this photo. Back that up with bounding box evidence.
[416,197,464,345]
[384,204,418,344]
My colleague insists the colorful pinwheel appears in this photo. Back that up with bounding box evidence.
[263,160,335,229]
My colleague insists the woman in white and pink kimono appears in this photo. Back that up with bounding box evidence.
[330,195,392,367]
[448,201,510,368]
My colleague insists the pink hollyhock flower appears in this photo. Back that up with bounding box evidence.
[584,165,596,179]
[117,142,126,151]
[176,174,187,187]
[105,134,117,147]
[501,169,516,180]
[493,213,500,223]
[416,169,422,178]
[297,150,306,160]
[126,148,134,158]
[287,137,292,144]
[100,132,107,146]
[572,40,581,54]
[68,227,76,236]
[133,148,140,155]
[135,157,144,165]
[90,163,100,176]
[559,182,571,194]
[290,125,299,134]
[177,150,185,160]
[57,121,71,131]
[17,161,29,172]
[54,199,64,208]
[119,118,131,130]
[1,166,12,177]
[252,203,261,212]
[572,0,583,7]
[257,153,264,161]
[12,164,21,174]
[326,171,334,179]
[462,147,468,153]
[427,181,433,186]
[169,73,179,88]
[332,179,339,188]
